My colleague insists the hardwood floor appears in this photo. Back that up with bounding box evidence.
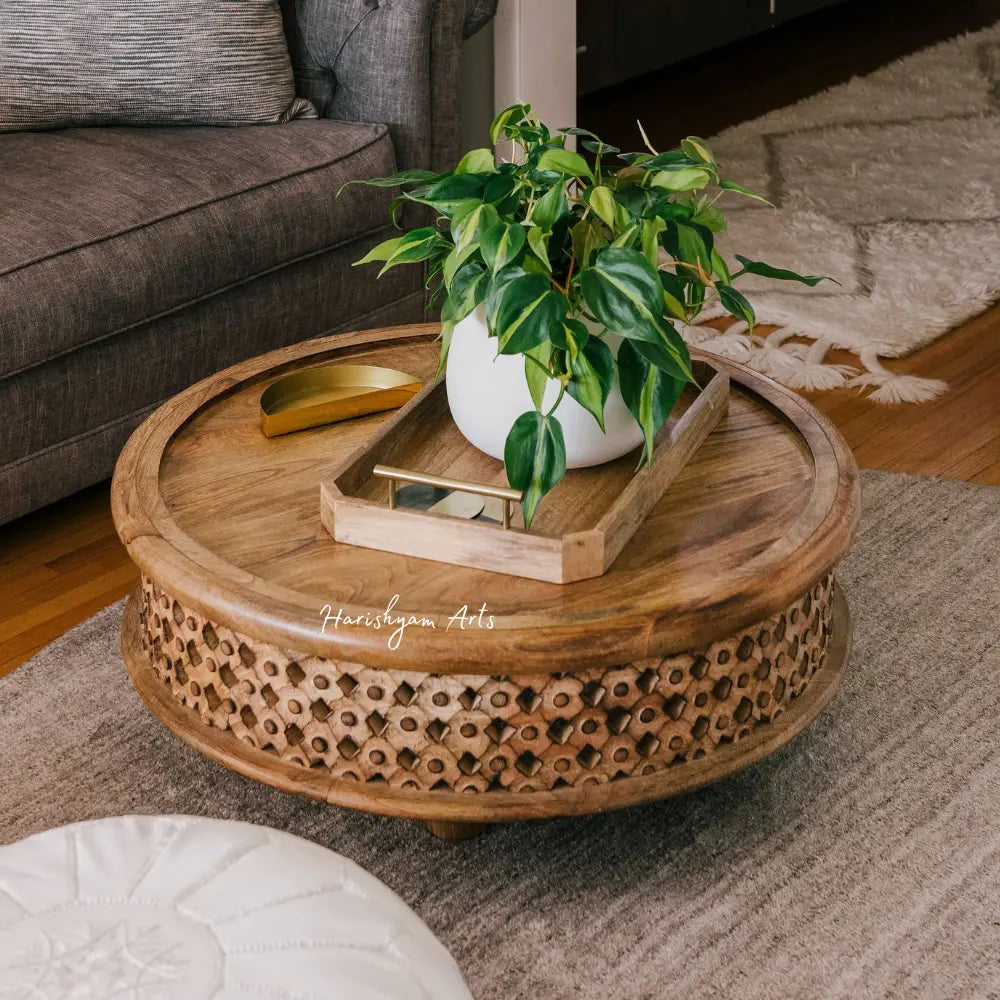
[2,0,999,676]
[0,483,135,677]
[802,307,1000,486]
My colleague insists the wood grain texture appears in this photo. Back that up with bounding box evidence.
[321,361,729,584]
[122,585,852,825]
[799,306,1000,485]
[109,326,858,672]
[0,484,138,677]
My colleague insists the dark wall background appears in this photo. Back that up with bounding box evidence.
[578,0,845,95]
[578,0,1000,151]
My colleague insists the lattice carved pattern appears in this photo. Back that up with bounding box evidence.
[138,575,835,793]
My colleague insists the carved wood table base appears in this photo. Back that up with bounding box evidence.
[122,585,851,838]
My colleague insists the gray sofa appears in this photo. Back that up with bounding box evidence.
[0,0,496,525]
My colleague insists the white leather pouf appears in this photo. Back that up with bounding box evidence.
[0,815,473,1000]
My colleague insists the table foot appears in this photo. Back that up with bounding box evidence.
[424,820,488,841]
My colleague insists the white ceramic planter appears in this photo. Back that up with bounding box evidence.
[445,306,644,468]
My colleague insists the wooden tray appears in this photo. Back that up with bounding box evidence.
[319,359,728,583]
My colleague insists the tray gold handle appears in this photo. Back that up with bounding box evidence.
[372,465,523,530]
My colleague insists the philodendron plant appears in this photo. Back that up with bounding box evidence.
[347,104,828,527]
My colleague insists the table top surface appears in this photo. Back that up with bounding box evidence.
[112,324,859,672]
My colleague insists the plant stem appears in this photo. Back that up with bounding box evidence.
[545,385,566,417]
[660,259,716,287]
[564,247,577,291]
[524,353,553,378]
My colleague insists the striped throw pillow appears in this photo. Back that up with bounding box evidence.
[0,0,316,131]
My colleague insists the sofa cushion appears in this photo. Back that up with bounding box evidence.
[0,120,397,378]
[0,229,423,477]
[0,0,314,131]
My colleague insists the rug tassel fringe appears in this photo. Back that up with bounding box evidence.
[846,351,949,404]
[683,321,948,402]
[679,321,756,363]
[754,333,859,390]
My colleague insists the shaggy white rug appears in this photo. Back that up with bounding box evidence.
[689,21,1000,402]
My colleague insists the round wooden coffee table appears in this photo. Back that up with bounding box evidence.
[113,324,859,839]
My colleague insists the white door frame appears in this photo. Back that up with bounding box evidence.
[493,0,577,139]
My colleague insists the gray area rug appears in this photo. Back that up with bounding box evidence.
[2,469,999,999]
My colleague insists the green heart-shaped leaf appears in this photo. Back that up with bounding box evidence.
[483,172,518,208]
[524,341,553,410]
[370,227,445,276]
[570,219,607,270]
[711,249,732,283]
[481,221,526,276]
[691,204,727,233]
[455,147,496,175]
[641,217,667,267]
[680,136,715,165]
[717,283,756,330]
[586,185,617,229]
[435,325,453,378]
[448,260,489,322]
[415,174,488,217]
[504,411,566,529]
[442,241,479,290]
[491,103,532,144]
[649,166,712,192]
[537,148,593,178]
[353,235,404,267]
[632,328,693,382]
[662,219,714,270]
[338,168,442,195]
[732,255,837,286]
[579,248,693,380]
[719,180,774,206]
[451,201,499,255]
[530,181,568,231]
[617,340,685,465]
[490,273,568,355]
[567,336,614,431]
[527,226,552,272]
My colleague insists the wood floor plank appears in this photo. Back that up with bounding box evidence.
[0,562,138,647]
[973,458,1000,486]
[0,577,135,680]
[803,306,1000,485]
[1,538,136,623]
[0,487,119,570]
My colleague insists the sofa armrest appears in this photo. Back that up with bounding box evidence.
[462,0,496,39]
[284,0,498,172]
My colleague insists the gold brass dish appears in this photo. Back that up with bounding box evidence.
[260,364,422,437]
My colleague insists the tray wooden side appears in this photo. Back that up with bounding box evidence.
[320,361,729,584]
[594,363,728,572]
